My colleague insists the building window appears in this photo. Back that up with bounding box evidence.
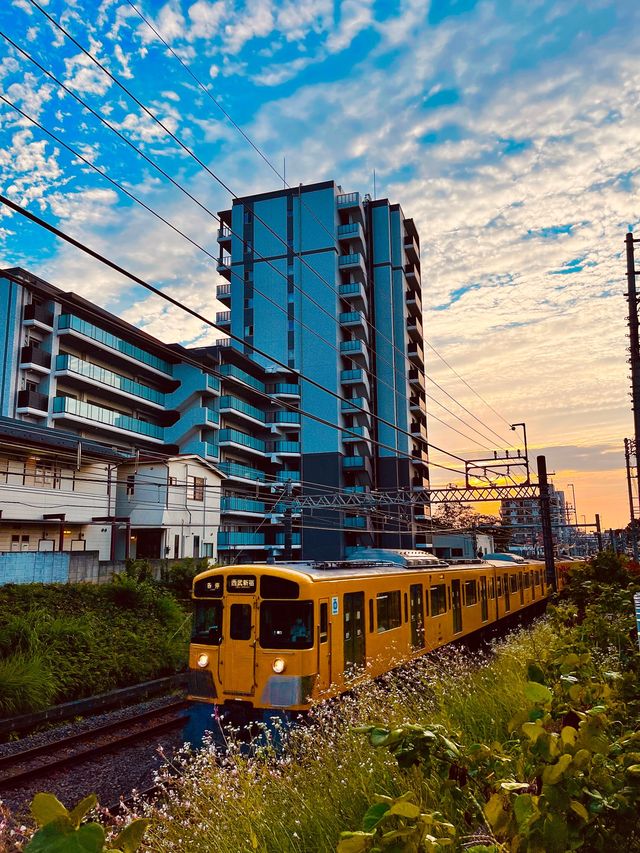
[126,475,135,497]
[189,476,205,501]
[202,542,214,558]
[34,463,61,489]
[376,591,401,632]
[168,476,177,486]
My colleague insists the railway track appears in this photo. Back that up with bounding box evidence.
[0,699,189,792]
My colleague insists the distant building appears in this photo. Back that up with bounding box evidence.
[500,485,568,550]
[431,531,495,560]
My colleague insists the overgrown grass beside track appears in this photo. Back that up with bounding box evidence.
[0,575,191,718]
[141,554,640,853]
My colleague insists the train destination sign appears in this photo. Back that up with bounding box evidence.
[193,575,223,597]
[227,575,257,593]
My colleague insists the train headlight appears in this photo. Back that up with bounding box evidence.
[197,653,209,668]
[272,657,286,674]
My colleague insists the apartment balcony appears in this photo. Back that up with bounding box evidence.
[273,533,301,549]
[216,284,231,305]
[340,339,369,367]
[217,256,232,280]
[205,373,221,394]
[165,406,219,443]
[19,345,51,373]
[221,497,267,518]
[337,191,361,209]
[343,455,366,470]
[52,396,164,442]
[16,389,48,415]
[216,338,231,347]
[269,382,300,399]
[341,396,369,415]
[55,354,165,409]
[219,395,266,426]
[217,532,266,550]
[340,368,369,393]
[410,393,426,413]
[218,461,268,485]
[338,252,367,279]
[411,421,428,441]
[408,341,425,369]
[268,440,301,458]
[337,221,365,253]
[339,311,367,335]
[216,310,231,329]
[267,410,301,430]
[58,314,173,378]
[339,281,368,312]
[407,315,423,342]
[343,425,370,444]
[404,233,420,265]
[219,363,266,394]
[344,515,367,529]
[408,367,426,392]
[406,290,421,316]
[23,302,54,331]
[276,470,301,485]
[344,485,369,494]
[405,262,421,289]
[217,226,232,248]
[219,428,266,457]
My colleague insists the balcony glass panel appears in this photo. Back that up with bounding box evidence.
[337,222,360,237]
[340,340,364,354]
[339,282,363,297]
[343,456,365,468]
[216,311,231,324]
[52,396,163,439]
[219,364,266,393]
[344,516,367,528]
[270,383,300,396]
[206,373,220,392]
[205,442,219,458]
[337,192,360,206]
[341,369,364,382]
[274,533,302,546]
[58,315,172,375]
[218,532,265,546]
[277,470,300,482]
[218,462,266,482]
[344,426,366,438]
[269,441,300,454]
[267,410,300,424]
[219,429,266,453]
[338,253,362,267]
[205,408,220,425]
[341,397,365,410]
[222,497,266,514]
[55,355,165,405]
[219,395,265,423]
[339,311,363,324]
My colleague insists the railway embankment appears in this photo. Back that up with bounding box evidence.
[5,553,640,852]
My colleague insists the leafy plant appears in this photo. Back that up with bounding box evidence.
[25,793,149,853]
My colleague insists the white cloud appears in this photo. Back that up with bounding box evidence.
[63,39,113,95]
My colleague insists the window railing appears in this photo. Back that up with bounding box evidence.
[218,532,265,546]
[216,311,231,323]
[52,396,164,439]
[222,497,266,514]
[337,192,360,206]
[55,354,164,405]
[219,395,266,423]
[219,429,266,453]
[58,315,172,375]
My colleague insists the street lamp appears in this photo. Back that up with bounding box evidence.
[510,422,530,484]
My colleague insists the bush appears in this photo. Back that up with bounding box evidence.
[165,557,210,599]
[102,574,156,609]
[0,653,57,715]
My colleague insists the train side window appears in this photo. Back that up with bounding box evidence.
[430,584,447,616]
[534,570,540,585]
[524,573,531,588]
[464,580,477,606]
[510,575,518,593]
[448,587,451,610]
[489,577,495,598]
[497,577,503,597]
[424,586,429,616]
[319,602,328,643]
[369,598,374,632]
[376,591,401,632]
[404,592,408,622]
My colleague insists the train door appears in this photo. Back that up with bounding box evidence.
[451,579,463,634]
[409,583,425,649]
[317,599,331,691]
[504,574,511,612]
[519,573,524,605]
[223,600,256,696]
[343,592,365,674]
[480,576,488,622]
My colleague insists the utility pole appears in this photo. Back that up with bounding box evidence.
[595,513,603,552]
[537,455,557,591]
[624,438,639,559]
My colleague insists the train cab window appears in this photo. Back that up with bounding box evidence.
[230,604,252,640]
[430,584,447,616]
[192,601,223,645]
[376,591,401,632]
[404,593,408,622]
[464,580,477,606]
[319,602,328,643]
[369,598,374,632]
[259,600,313,649]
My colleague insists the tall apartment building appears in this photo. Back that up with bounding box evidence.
[215,180,428,559]
[500,485,568,551]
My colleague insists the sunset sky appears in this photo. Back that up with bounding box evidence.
[0,0,638,529]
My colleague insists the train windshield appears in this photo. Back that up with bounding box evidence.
[260,601,314,650]
[192,601,223,645]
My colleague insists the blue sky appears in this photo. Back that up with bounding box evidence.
[1,0,639,525]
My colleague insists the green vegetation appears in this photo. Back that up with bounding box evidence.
[0,575,191,717]
[24,793,148,853]
[138,553,639,853]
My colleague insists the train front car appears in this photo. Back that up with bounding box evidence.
[188,563,322,719]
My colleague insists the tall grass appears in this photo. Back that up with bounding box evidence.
[142,620,563,853]
[0,653,57,715]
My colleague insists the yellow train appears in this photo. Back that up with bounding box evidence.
[187,549,559,719]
